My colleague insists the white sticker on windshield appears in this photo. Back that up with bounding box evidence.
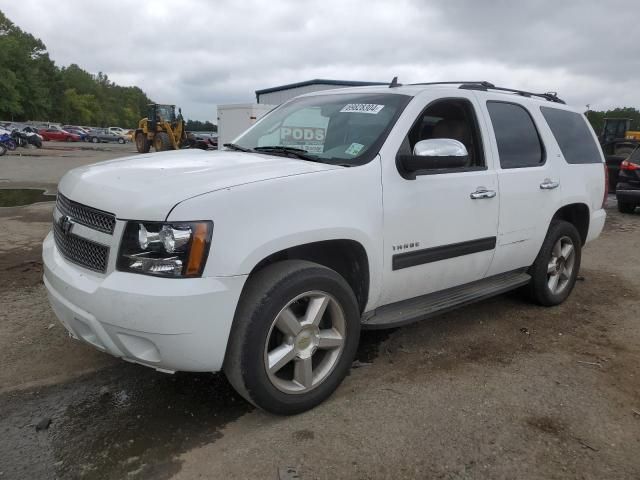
[340,104,385,114]
[345,143,364,156]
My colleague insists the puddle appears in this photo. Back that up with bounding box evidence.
[0,188,55,207]
[0,364,251,480]
[0,331,395,479]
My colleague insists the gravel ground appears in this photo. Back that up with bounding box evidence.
[0,144,638,479]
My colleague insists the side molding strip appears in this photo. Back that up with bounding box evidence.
[392,236,497,271]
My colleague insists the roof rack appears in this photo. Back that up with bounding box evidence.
[408,80,566,104]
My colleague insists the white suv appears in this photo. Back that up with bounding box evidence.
[43,81,607,414]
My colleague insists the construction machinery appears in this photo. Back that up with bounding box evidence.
[134,104,187,153]
[599,118,640,191]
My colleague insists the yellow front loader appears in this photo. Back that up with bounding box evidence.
[134,104,187,153]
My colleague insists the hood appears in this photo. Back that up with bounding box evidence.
[59,149,340,220]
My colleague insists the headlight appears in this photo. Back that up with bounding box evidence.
[117,221,213,278]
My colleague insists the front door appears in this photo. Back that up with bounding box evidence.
[379,93,499,306]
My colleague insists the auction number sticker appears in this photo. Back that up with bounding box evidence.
[340,104,385,114]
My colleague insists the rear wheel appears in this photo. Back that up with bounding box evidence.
[224,260,361,415]
[618,201,636,214]
[91,136,99,144]
[135,133,150,153]
[118,137,125,144]
[153,132,172,151]
[527,220,582,306]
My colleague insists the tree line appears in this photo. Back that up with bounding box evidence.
[0,10,215,130]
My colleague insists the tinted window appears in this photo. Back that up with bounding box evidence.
[487,101,544,168]
[541,107,602,164]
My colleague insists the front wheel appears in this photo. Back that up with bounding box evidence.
[224,260,361,415]
[91,137,99,143]
[118,137,125,144]
[135,133,151,153]
[527,220,582,306]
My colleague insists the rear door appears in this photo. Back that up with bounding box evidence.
[477,96,564,275]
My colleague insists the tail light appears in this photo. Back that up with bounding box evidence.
[602,163,608,209]
[620,160,640,171]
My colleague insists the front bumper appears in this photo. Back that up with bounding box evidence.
[43,232,247,373]
[615,187,640,204]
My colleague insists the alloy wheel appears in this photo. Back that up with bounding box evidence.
[264,291,346,394]
[547,235,575,295]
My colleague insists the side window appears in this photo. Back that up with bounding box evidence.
[487,101,544,168]
[540,107,602,164]
[397,98,485,170]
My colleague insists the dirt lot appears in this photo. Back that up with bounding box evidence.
[0,143,639,479]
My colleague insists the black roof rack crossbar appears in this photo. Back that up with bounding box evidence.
[408,81,565,104]
[410,81,496,88]
[466,84,566,104]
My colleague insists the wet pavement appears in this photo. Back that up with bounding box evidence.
[0,331,391,480]
[0,189,55,208]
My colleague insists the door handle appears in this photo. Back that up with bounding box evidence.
[540,179,560,190]
[470,188,497,200]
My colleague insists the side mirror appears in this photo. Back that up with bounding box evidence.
[399,138,469,175]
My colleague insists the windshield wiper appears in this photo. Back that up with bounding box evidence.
[223,143,253,152]
[253,146,320,162]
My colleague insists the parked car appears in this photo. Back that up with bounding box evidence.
[615,145,640,213]
[86,128,127,144]
[65,128,89,142]
[38,128,81,142]
[108,126,128,136]
[43,81,606,415]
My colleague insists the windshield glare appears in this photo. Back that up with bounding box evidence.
[233,93,410,164]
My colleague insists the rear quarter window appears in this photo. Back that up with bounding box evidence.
[540,107,602,164]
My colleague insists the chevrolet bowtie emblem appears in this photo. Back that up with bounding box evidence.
[58,215,75,235]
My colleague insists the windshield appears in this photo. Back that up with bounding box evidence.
[232,93,411,165]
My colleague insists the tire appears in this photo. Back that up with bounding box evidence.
[66,136,72,142]
[34,138,42,149]
[153,132,172,152]
[617,201,636,214]
[118,137,125,144]
[0,144,6,156]
[224,260,361,415]
[5,140,16,151]
[527,220,582,306]
[91,137,99,144]
[135,133,150,153]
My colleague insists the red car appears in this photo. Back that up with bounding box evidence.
[38,128,81,142]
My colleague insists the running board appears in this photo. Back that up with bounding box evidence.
[362,270,531,329]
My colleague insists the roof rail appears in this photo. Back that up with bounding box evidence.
[409,81,565,104]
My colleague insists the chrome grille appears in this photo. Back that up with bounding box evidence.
[53,221,109,273]
[56,193,116,234]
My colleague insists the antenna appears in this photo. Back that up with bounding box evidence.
[389,76,400,88]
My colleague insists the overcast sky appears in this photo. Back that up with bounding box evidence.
[2,0,639,121]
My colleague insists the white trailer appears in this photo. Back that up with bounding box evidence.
[217,104,275,147]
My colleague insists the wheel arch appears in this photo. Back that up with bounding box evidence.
[552,203,590,245]
[247,239,370,314]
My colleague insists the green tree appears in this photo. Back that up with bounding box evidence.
[0,10,156,127]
